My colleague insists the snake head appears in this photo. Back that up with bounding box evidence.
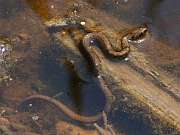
[127,25,149,44]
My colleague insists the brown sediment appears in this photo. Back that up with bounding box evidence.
[56,121,99,135]
[25,0,52,21]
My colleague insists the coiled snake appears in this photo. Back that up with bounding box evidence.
[18,25,148,123]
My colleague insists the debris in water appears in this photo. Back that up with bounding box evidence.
[32,115,39,121]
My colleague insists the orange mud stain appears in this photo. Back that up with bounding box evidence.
[25,0,52,21]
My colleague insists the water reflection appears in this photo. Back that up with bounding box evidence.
[38,45,106,116]
[64,59,83,113]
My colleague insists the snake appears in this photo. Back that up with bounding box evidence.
[18,25,148,123]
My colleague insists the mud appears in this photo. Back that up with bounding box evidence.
[0,0,179,135]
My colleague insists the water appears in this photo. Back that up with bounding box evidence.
[0,0,179,135]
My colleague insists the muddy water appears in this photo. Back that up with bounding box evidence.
[0,0,179,135]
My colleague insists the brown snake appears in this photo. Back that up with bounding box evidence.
[18,25,148,123]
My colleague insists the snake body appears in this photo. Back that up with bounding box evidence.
[82,26,148,57]
[18,25,148,123]
[83,32,130,57]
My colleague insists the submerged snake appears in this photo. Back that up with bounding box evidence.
[18,25,148,123]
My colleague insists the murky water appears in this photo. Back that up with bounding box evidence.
[0,0,179,135]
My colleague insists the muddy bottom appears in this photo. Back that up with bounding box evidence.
[0,0,179,135]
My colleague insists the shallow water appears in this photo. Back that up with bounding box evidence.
[0,0,179,135]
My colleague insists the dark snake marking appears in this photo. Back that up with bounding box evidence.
[18,25,148,123]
